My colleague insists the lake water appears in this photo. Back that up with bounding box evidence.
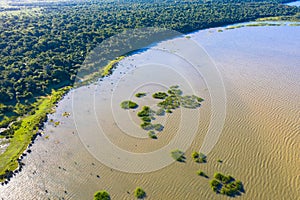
[0,24,299,199]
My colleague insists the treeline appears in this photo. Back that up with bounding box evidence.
[0,0,299,126]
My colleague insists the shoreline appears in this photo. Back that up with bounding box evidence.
[0,87,71,182]
[0,55,127,183]
[0,22,298,199]
[0,16,299,183]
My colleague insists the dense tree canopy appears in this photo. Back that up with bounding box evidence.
[0,0,299,127]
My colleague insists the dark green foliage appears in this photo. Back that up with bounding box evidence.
[134,187,146,199]
[157,96,181,110]
[137,106,154,118]
[120,100,138,109]
[140,122,154,130]
[94,190,111,200]
[171,149,186,162]
[152,92,168,99]
[148,131,157,139]
[141,116,151,122]
[210,179,222,192]
[1,0,298,128]
[135,93,147,98]
[153,124,164,132]
[214,172,233,184]
[210,173,244,197]
[192,151,207,163]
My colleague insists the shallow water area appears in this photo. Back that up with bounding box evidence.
[0,23,299,200]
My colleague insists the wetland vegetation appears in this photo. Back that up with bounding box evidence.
[171,149,186,162]
[192,151,207,163]
[120,100,139,109]
[210,173,244,197]
[1,0,299,185]
[135,92,147,98]
[94,190,111,200]
[120,86,203,139]
[134,187,146,199]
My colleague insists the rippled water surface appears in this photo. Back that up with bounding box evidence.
[0,24,299,200]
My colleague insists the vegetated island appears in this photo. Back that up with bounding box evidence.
[120,100,139,109]
[210,172,244,197]
[134,187,146,199]
[191,151,207,163]
[120,85,204,139]
[1,0,299,182]
[171,149,186,162]
[94,190,111,200]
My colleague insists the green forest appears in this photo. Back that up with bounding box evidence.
[0,0,299,126]
[0,0,299,179]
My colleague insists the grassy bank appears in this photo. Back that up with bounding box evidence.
[256,13,300,22]
[76,56,125,86]
[0,86,70,182]
[101,56,125,77]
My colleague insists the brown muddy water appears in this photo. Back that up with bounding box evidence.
[0,23,299,200]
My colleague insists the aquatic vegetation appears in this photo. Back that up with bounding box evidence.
[120,100,138,109]
[94,190,111,200]
[141,116,151,123]
[210,173,244,197]
[54,121,60,127]
[171,149,186,162]
[156,108,165,116]
[153,124,164,132]
[134,187,146,199]
[152,92,168,99]
[192,151,200,162]
[198,153,207,163]
[135,92,147,98]
[157,96,181,110]
[137,106,155,118]
[197,170,209,178]
[210,179,222,192]
[140,122,154,131]
[192,151,207,163]
[148,131,157,139]
[62,112,70,117]
[121,86,203,139]
[217,159,223,163]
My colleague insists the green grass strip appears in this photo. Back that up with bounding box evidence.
[0,86,70,181]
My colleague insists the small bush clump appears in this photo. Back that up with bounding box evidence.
[197,170,209,178]
[140,122,154,130]
[152,92,168,99]
[191,151,207,163]
[120,100,138,109]
[153,123,164,132]
[134,187,146,199]
[135,92,147,98]
[148,131,157,139]
[156,108,165,116]
[94,190,111,200]
[171,149,186,162]
[210,172,244,197]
